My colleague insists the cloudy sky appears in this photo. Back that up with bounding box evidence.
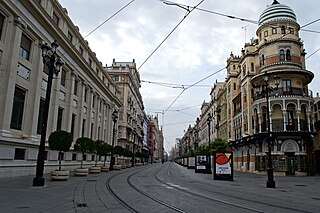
[58,0,320,152]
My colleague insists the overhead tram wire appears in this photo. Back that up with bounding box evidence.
[60,0,135,57]
[141,80,212,88]
[164,66,225,113]
[137,0,205,71]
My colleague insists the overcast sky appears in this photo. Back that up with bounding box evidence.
[58,0,320,152]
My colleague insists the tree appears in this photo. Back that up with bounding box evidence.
[48,130,72,171]
[114,145,124,156]
[74,137,94,168]
[208,138,229,152]
[97,143,112,166]
[93,140,104,166]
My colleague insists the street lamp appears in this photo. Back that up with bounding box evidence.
[207,113,212,143]
[33,41,64,186]
[109,109,118,171]
[132,128,136,167]
[254,71,280,188]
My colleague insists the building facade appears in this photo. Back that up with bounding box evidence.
[147,116,164,163]
[177,1,316,176]
[106,59,145,156]
[0,0,122,178]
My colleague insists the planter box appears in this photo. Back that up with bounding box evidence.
[135,163,143,166]
[74,168,89,176]
[113,165,122,170]
[101,166,109,172]
[89,166,101,174]
[51,170,69,181]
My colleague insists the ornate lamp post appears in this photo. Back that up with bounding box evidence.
[109,109,118,171]
[254,71,280,188]
[207,113,212,143]
[33,41,64,186]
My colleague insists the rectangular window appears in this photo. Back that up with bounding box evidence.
[272,28,277,34]
[67,31,73,42]
[289,27,294,34]
[71,114,76,138]
[0,13,5,40]
[264,30,268,37]
[74,80,78,95]
[90,123,94,139]
[19,34,31,60]
[37,98,45,134]
[57,107,63,130]
[10,86,26,130]
[82,119,86,137]
[43,63,49,75]
[92,95,95,108]
[53,12,59,25]
[14,148,26,160]
[283,80,291,92]
[89,58,92,66]
[79,46,83,55]
[91,155,95,161]
[59,152,64,161]
[61,69,66,87]
[84,88,87,102]
[72,153,77,161]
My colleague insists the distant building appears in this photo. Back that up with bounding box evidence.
[147,115,164,163]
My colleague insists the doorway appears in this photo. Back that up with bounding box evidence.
[285,152,295,175]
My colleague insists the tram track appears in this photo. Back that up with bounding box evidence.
[106,164,187,212]
[155,162,314,213]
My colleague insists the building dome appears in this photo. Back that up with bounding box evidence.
[258,0,297,25]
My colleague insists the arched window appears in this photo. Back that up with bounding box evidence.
[286,49,291,61]
[279,49,285,61]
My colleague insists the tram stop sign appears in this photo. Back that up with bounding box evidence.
[213,151,233,181]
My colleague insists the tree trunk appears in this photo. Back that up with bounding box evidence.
[58,151,62,171]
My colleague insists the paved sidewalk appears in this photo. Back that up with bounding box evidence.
[0,165,319,212]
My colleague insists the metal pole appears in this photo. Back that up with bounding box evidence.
[132,130,135,167]
[33,54,55,186]
[109,119,116,171]
[265,82,276,188]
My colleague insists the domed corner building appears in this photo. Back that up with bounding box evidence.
[227,0,315,176]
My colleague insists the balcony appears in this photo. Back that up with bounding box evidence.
[255,119,311,133]
[253,87,313,101]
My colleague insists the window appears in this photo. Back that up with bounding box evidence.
[67,31,73,42]
[112,76,119,82]
[0,13,5,40]
[72,153,77,161]
[82,119,86,137]
[60,69,66,86]
[89,58,92,66]
[14,148,26,160]
[233,83,236,90]
[281,25,286,34]
[84,88,87,102]
[57,107,64,130]
[74,79,78,95]
[59,152,64,161]
[289,27,294,34]
[264,30,268,37]
[92,95,95,108]
[37,99,45,134]
[272,27,277,34]
[79,46,83,55]
[90,123,94,139]
[261,54,265,65]
[71,114,76,138]
[52,12,59,25]
[43,63,49,75]
[91,155,95,161]
[286,49,291,61]
[96,68,99,76]
[10,86,26,130]
[251,62,254,72]
[283,79,291,93]
[279,49,285,61]
[19,34,31,60]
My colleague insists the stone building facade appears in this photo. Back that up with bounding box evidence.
[0,0,121,177]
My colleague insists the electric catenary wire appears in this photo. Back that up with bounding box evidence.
[137,0,205,71]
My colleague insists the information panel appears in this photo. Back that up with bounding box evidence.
[213,152,233,181]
